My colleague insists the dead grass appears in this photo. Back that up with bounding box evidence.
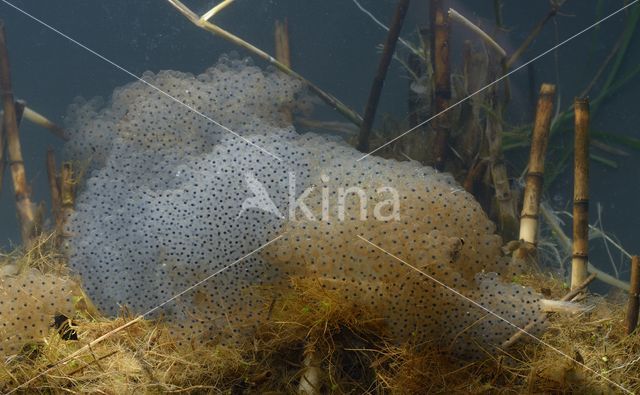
[2,237,639,394]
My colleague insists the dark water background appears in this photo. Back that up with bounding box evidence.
[0,0,638,287]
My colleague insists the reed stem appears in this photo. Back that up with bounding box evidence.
[357,0,410,152]
[519,84,555,246]
[59,162,76,237]
[626,256,640,335]
[167,0,363,127]
[0,21,37,247]
[430,0,452,170]
[298,343,322,394]
[274,19,293,125]
[571,98,590,290]
[501,273,596,349]
[46,148,62,233]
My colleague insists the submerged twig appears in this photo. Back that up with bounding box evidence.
[350,0,421,57]
[626,256,640,335]
[59,162,76,238]
[506,1,566,68]
[298,342,323,395]
[431,0,452,170]
[22,106,68,140]
[501,273,596,350]
[357,0,410,152]
[448,8,506,58]
[0,21,37,247]
[571,98,590,290]
[274,19,293,125]
[46,148,62,233]
[166,0,363,127]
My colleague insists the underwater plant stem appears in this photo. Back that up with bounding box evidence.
[298,343,322,394]
[505,2,563,69]
[540,203,631,291]
[357,0,410,152]
[22,106,68,140]
[519,84,555,246]
[571,98,590,290]
[166,0,364,127]
[626,256,640,335]
[59,162,75,236]
[274,19,293,125]
[501,273,596,349]
[46,148,62,232]
[431,0,452,170]
[0,22,37,247]
[493,0,504,29]
[448,8,506,58]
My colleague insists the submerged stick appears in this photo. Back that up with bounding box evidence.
[448,8,506,58]
[46,148,62,232]
[626,256,640,335]
[571,98,590,290]
[22,106,68,140]
[274,19,293,125]
[518,84,555,246]
[298,343,323,395]
[505,1,566,68]
[431,0,452,170]
[167,0,363,127]
[357,0,410,152]
[59,162,76,237]
[0,21,37,247]
[501,273,596,349]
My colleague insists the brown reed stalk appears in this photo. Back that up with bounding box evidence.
[0,21,37,247]
[430,0,452,170]
[626,256,640,335]
[501,273,596,349]
[571,97,590,290]
[46,148,62,231]
[505,1,566,68]
[518,84,555,246]
[274,19,293,125]
[23,106,68,140]
[274,19,291,69]
[59,162,76,236]
[356,0,410,152]
[487,88,518,241]
[167,0,363,127]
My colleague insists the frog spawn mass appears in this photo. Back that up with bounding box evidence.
[45,56,543,356]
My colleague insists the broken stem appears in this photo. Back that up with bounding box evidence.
[431,0,452,170]
[519,84,555,246]
[571,97,590,290]
[448,8,506,58]
[46,148,62,232]
[626,256,640,335]
[501,273,596,349]
[166,0,363,127]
